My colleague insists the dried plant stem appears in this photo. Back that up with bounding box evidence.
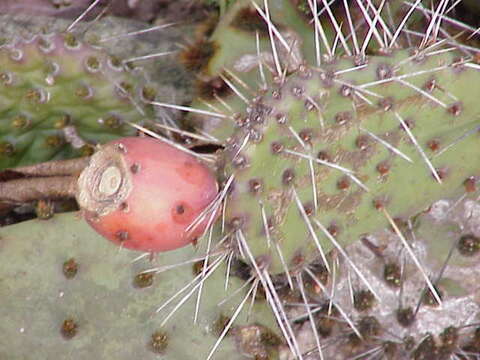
[0,176,78,204]
[11,157,90,177]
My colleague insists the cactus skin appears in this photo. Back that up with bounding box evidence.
[215,48,480,274]
[0,212,280,359]
[0,32,160,168]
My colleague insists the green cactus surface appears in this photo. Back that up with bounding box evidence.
[214,48,480,275]
[0,31,163,169]
[0,212,280,359]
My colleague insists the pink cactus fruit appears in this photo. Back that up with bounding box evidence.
[76,137,218,252]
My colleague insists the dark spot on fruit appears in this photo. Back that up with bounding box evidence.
[130,163,140,174]
[383,262,401,287]
[149,330,168,354]
[457,234,480,256]
[353,289,376,311]
[115,230,129,242]
[171,202,193,224]
[282,168,295,185]
[119,202,129,213]
[396,307,415,327]
[62,258,78,279]
[133,272,154,288]
[337,176,350,190]
[176,204,185,214]
[61,319,78,339]
[464,177,477,193]
[355,135,370,150]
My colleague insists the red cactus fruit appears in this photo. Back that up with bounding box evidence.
[76,137,219,252]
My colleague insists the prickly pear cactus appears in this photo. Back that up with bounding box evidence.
[3,1,480,359]
[0,32,159,168]
[0,213,281,359]
[216,48,480,275]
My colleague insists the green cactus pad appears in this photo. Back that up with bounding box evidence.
[0,213,280,359]
[0,33,158,168]
[216,48,480,274]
